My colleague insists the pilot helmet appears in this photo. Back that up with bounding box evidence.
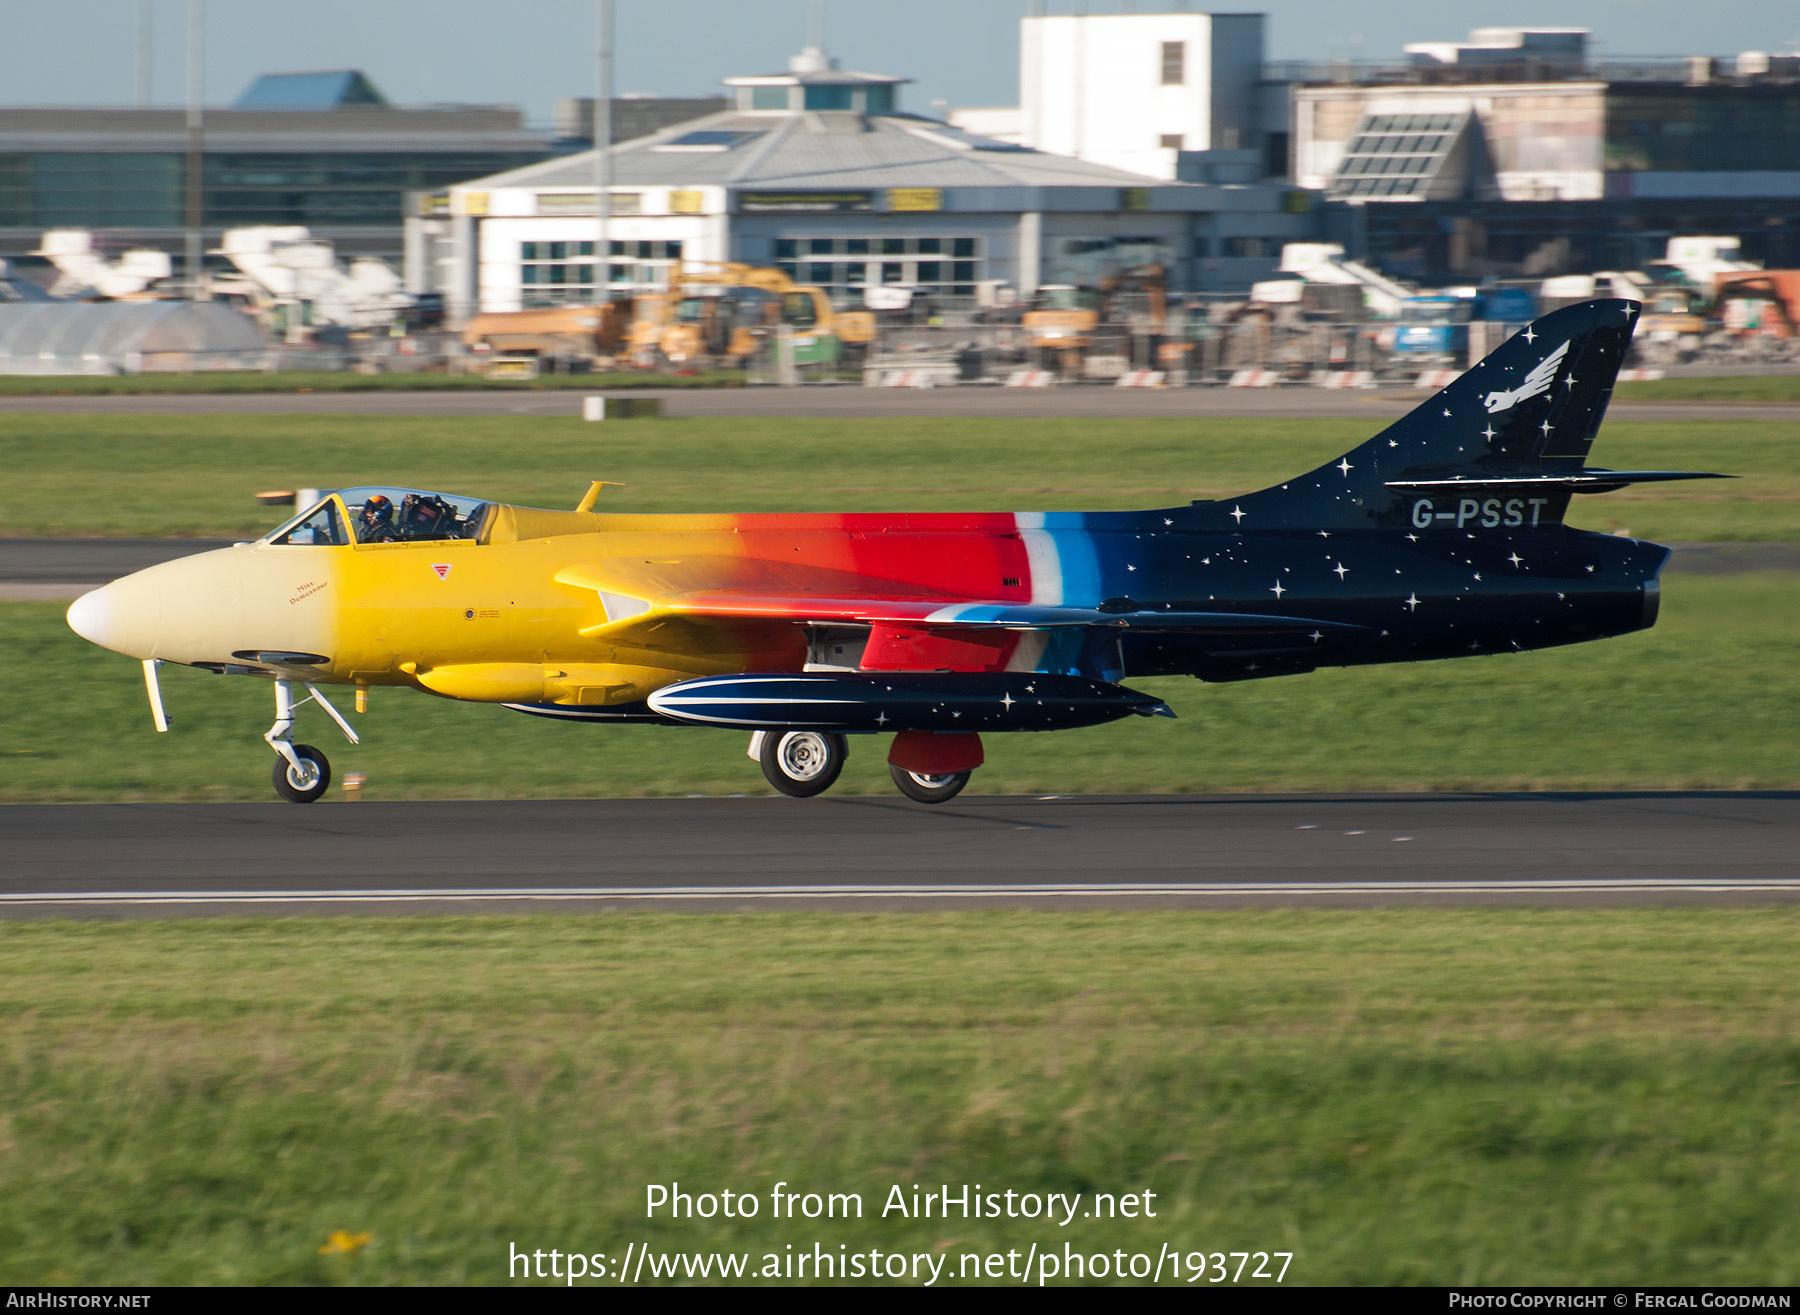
[361,494,393,523]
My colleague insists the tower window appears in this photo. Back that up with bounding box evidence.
[1160,41,1186,86]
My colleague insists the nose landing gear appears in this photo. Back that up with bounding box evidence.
[273,744,332,803]
[265,679,359,804]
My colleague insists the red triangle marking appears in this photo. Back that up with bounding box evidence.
[431,563,452,580]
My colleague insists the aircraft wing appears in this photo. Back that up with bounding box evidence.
[554,559,1359,652]
[662,593,1353,632]
[578,588,1355,642]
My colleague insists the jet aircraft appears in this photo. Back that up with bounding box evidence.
[67,299,1722,804]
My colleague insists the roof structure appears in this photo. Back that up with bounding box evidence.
[1328,109,1495,201]
[234,71,388,111]
[0,302,266,375]
[474,108,1167,193]
[723,46,910,90]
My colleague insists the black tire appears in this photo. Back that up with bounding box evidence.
[889,763,971,804]
[272,744,331,804]
[759,730,847,798]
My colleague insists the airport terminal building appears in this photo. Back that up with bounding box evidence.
[0,71,551,266]
[414,48,1315,318]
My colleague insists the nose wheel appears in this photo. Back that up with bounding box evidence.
[272,745,332,803]
[265,678,359,804]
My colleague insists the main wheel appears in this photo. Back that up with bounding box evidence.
[272,744,331,804]
[888,763,971,804]
[759,730,846,798]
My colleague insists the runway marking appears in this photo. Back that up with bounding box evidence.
[6,879,1800,906]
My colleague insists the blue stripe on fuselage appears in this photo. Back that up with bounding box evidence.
[1039,513,1103,607]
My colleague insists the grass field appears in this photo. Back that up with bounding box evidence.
[0,414,1794,542]
[5,571,1796,801]
[0,910,1795,1286]
[1614,374,1800,403]
[0,369,744,395]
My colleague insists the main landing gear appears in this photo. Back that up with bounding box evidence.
[755,730,848,798]
[888,765,971,804]
[266,678,359,804]
[749,729,981,804]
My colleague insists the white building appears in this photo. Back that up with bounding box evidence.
[1294,80,1605,203]
[950,11,1283,183]
[1403,27,1587,72]
[416,44,1316,319]
[1020,11,1265,180]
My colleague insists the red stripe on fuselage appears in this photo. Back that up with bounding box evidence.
[730,511,1034,604]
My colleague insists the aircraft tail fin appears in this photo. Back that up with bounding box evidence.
[1233,298,1647,531]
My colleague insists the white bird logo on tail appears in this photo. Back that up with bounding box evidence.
[1483,339,1570,414]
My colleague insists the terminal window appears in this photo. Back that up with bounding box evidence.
[1222,237,1272,258]
[1046,235,1174,286]
[518,239,682,305]
[769,235,982,300]
[0,148,546,229]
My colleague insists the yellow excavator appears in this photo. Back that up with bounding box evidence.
[460,301,635,377]
[1021,264,1167,373]
[631,263,874,368]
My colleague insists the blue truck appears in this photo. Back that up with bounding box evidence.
[1394,287,1539,359]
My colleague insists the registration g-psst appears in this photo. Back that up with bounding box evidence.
[1412,496,1551,530]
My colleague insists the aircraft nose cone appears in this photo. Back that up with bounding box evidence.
[64,573,161,658]
[66,587,111,648]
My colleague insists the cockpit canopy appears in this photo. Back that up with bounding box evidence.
[265,486,490,546]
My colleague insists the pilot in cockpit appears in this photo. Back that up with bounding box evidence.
[356,494,400,543]
[400,493,456,539]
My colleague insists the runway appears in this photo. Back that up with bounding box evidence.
[0,386,1794,422]
[2,792,1795,915]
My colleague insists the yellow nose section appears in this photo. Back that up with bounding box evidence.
[64,545,338,668]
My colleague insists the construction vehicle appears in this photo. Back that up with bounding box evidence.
[214,227,413,337]
[1393,287,1538,362]
[461,302,635,376]
[1276,243,1413,319]
[1022,265,1167,375]
[34,231,173,299]
[1634,276,1709,343]
[1020,285,1100,361]
[1713,270,1800,340]
[634,263,874,369]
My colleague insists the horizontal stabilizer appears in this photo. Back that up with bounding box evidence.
[1386,469,1730,494]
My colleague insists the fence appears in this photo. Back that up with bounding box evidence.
[837,317,1542,389]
